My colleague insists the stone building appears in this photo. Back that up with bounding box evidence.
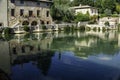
[0,0,53,28]
[70,4,98,16]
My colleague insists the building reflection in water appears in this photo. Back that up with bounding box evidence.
[0,30,120,79]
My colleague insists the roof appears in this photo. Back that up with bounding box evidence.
[70,4,97,9]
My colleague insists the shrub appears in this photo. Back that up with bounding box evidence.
[102,27,107,32]
[111,14,119,17]
[79,25,85,31]
[4,34,13,41]
[64,25,70,32]
[22,21,29,25]
[104,21,110,27]
[71,25,75,32]
[42,25,47,30]
[58,28,62,31]
[75,13,90,22]
[118,23,120,28]
[93,27,97,32]
[100,14,107,18]
[23,25,30,32]
[86,27,91,31]
[117,24,120,30]
[98,27,101,32]
[88,20,96,24]
[90,15,98,20]
[4,27,12,34]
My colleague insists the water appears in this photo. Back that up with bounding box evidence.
[0,31,120,80]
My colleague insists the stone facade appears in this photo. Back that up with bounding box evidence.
[70,4,98,16]
[0,0,53,28]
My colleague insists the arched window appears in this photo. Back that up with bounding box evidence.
[31,21,38,26]
[22,21,29,25]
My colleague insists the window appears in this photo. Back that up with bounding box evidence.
[47,21,49,24]
[37,2,40,5]
[41,21,44,24]
[46,11,49,17]
[37,10,40,17]
[91,9,94,13]
[20,9,24,16]
[29,11,33,17]
[20,0,24,4]
[11,9,15,16]
[11,0,15,3]
[0,23,3,26]
[46,3,49,6]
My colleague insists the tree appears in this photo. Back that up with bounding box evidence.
[23,25,30,32]
[94,0,103,13]
[104,21,110,27]
[71,0,94,6]
[75,13,90,22]
[116,3,120,14]
[104,9,112,16]
[102,0,116,13]
[50,0,75,22]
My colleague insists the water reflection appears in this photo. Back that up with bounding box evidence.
[0,30,120,80]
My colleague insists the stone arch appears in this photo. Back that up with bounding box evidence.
[22,20,29,25]
[31,21,38,26]
[21,45,34,53]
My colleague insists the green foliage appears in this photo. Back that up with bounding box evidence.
[23,25,30,32]
[104,21,110,27]
[22,21,29,25]
[104,9,112,16]
[88,20,96,24]
[71,0,94,6]
[4,34,13,41]
[79,26,85,31]
[64,25,71,33]
[116,3,120,13]
[75,13,90,22]
[4,27,12,34]
[53,0,70,6]
[24,33,30,41]
[111,14,119,17]
[117,23,120,30]
[42,25,47,30]
[93,27,97,32]
[100,14,107,18]
[102,0,116,12]
[71,0,117,14]
[50,1,75,22]
[98,27,100,32]
[102,27,107,32]
[90,15,98,20]
[118,23,120,27]
[86,27,91,31]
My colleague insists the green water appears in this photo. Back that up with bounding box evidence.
[0,30,120,80]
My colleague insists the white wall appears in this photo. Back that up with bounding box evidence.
[75,8,98,16]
